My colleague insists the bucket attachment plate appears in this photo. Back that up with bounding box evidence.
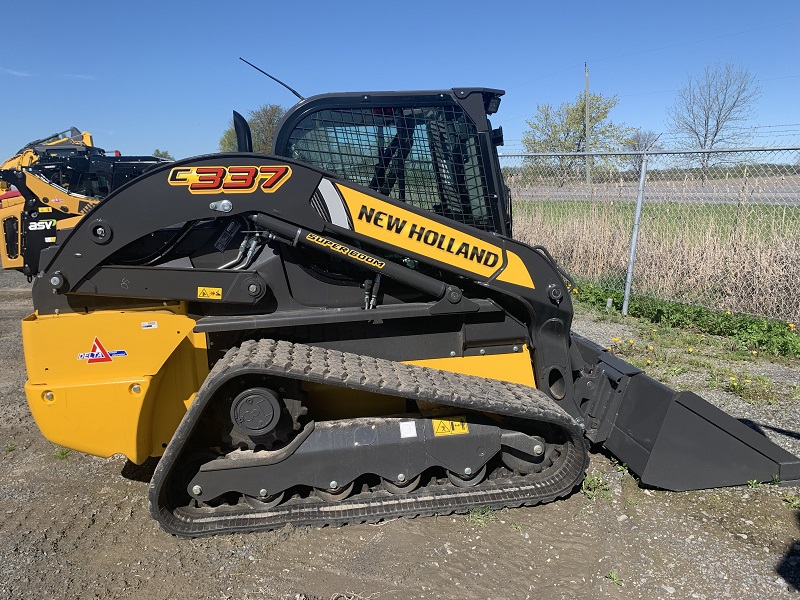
[574,335,800,491]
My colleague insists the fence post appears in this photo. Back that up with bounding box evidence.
[622,152,648,316]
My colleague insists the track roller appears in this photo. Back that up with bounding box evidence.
[315,481,355,502]
[447,464,487,488]
[382,474,422,495]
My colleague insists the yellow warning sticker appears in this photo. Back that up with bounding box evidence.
[39,207,52,212]
[432,417,469,437]
[197,286,223,300]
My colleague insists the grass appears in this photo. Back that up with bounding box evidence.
[573,283,800,358]
[609,457,629,475]
[515,198,800,244]
[53,447,71,459]
[581,472,611,501]
[784,493,800,510]
[581,296,799,407]
[712,371,779,406]
[605,570,624,587]
[513,198,800,325]
[464,506,497,526]
[4,442,15,453]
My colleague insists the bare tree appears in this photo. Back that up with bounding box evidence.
[623,129,661,174]
[667,63,760,180]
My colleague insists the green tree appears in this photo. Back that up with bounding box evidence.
[219,104,287,153]
[152,148,174,160]
[522,92,633,186]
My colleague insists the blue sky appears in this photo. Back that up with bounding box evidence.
[0,1,797,159]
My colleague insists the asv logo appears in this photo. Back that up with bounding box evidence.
[77,337,128,364]
[28,219,57,231]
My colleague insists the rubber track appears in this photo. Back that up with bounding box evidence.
[149,339,589,537]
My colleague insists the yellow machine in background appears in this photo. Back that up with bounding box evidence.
[0,127,94,194]
[0,130,164,273]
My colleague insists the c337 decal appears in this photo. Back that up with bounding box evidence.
[168,165,291,194]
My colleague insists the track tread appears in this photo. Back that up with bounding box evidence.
[149,339,589,537]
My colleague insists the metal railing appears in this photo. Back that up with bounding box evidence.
[500,147,800,323]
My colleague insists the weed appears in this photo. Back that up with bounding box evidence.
[510,522,523,532]
[783,494,800,509]
[610,457,629,475]
[581,472,611,501]
[571,282,800,358]
[771,474,782,485]
[53,447,71,459]
[792,385,800,401]
[605,570,624,586]
[747,479,760,489]
[4,442,15,453]
[724,373,778,406]
[465,506,497,526]
[625,497,638,506]
[664,365,688,378]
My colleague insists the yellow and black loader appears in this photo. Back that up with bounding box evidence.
[3,88,798,536]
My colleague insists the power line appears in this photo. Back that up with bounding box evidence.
[507,21,799,91]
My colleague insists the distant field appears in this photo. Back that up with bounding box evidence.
[512,198,800,322]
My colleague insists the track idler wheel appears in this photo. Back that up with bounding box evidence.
[315,480,355,502]
[447,464,486,488]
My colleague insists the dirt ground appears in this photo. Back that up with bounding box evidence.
[1,272,799,600]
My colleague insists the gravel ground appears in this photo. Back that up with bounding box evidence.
[1,272,798,599]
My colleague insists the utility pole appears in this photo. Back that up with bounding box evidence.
[585,63,591,185]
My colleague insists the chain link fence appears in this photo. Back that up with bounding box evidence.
[501,147,800,323]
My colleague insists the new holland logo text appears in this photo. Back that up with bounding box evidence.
[168,165,291,194]
[77,337,128,364]
[357,206,499,267]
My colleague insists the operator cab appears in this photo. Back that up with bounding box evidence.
[270,89,510,236]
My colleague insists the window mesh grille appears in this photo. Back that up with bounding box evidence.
[285,105,497,231]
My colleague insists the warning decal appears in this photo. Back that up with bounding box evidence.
[197,286,223,300]
[432,416,469,437]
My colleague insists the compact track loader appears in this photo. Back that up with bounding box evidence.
[10,88,800,536]
[0,130,164,272]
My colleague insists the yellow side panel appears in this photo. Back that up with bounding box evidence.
[25,377,156,461]
[20,171,99,216]
[405,347,536,388]
[495,252,535,289]
[300,382,407,420]
[23,308,208,463]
